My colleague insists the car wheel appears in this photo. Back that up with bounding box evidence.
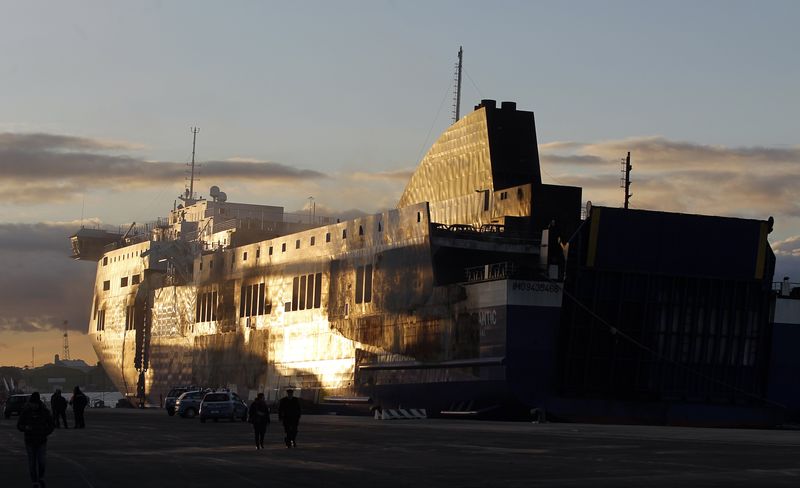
[200,417,206,423]
[185,408,197,418]
[167,408,175,416]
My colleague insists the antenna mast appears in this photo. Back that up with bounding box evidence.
[62,320,71,361]
[452,46,463,124]
[189,126,199,200]
[620,151,632,209]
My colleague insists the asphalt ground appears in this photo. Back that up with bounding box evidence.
[1,408,799,487]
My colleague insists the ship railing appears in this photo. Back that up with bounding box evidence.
[283,212,335,225]
[211,217,285,234]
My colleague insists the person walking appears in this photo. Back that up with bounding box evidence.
[69,386,88,428]
[248,393,270,449]
[277,387,301,448]
[17,392,54,488]
[50,390,68,429]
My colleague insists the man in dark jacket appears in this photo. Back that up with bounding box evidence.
[278,387,301,448]
[69,386,88,428]
[17,392,54,487]
[50,389,68,429]
[248,393,271,449]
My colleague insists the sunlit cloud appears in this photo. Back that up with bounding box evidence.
[772,235,800,257]
[348,169,415,182]
[0,132,328,204]
[541,136,800,220]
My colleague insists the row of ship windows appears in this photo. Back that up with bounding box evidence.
[98,266,375,330]
[198,212,425,269]
[102,250,143,266]
[102,274,141,291]
[194,268,372,324]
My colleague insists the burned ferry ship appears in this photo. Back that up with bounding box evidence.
[71,100,792,425]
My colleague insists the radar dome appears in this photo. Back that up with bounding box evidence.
[218,191,227,202]
[209,186,220,197]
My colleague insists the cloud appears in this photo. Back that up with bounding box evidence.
[772,235,800,257]
[348,169,415,182]
[0,133,141,152]
[0,222,96,334]
[0,132,328,204]
[540,136,800,219]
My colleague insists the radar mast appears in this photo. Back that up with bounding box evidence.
[180,127,200,205]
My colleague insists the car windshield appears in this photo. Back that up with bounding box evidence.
[10,396,29,404]
[167,389,186,397]
[203,393,228,402]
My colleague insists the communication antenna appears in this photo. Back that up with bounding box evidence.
[62,320,71,360]
[451,46,463,124]
[188,127,199,200]
[620,151,632,209]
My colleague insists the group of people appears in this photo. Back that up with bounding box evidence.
[249,387,302,449]
[17,386,299,486]
[16,386,89,487]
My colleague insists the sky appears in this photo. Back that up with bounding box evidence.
[0,0,798,368]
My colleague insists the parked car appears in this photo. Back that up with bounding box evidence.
[199,391,248,423]
[4,394,30,418]
[164,386,198,416]
[175,390,208,418]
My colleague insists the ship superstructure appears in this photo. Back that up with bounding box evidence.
[71,100,580,410]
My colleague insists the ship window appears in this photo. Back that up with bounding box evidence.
[306,274,314,309]
[125,305,135,331]
[282,243,287,253]
[269,246,273,256]
[342,229,347,239]
[256,249,260,259]
[296,239,300,249]
[210,260,214,269]
[258,283,266,315]
[291,277,299,311]
[310,236,315,246]
[299,275,307,310]
[241,285,249,318]
[359,225,364,236]
[355,266,364,304]
[96,309,105,332]
[364,264,373,303]
[314,272,322,308]
[243,252,248,261]
[196,290,217,322]
[103,280,110,291]
[355,265,373,304]
[132,274,140,285]
[326,232,331,243]
[103,257,108,266]
[517,188,524,200]
[121,277,128,287]
[378,222,382,232]
[417,212,421,222]
[200,261,203,271]
[285,302,291,312]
